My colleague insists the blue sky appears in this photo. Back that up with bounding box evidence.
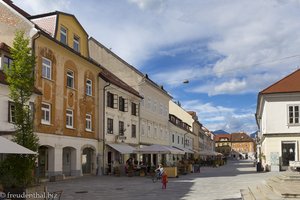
[13,0,300,133]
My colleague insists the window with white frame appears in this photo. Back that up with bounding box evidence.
[60,26,67,44]
[73,35,80,52]
[86,114,92,131]
[67,70,74,88]
[86,79,92,96]
[288,105,300,125]
[66,109,73,128]
[41,103,51,125]
[42,57,52,79]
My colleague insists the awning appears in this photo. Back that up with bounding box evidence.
[134,144,185,155]
[199,150,218,156]
[173,146,194,154]
[106,143,136,154]
[0,136,37,154]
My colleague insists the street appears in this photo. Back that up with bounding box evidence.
[45,160,282,200]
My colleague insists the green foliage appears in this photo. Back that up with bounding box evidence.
[0,30,39,188]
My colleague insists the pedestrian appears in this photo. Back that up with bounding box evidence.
[161,171,168,189]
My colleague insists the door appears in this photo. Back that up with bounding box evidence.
[107,151,112,174]
[282,142,295,167]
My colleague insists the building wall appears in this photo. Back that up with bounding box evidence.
[262,94,300,134]
[262,136,300,166]
[89,38,171,146]
[56,14,89,57]
[34,35,101,140]
[100,80,141,145]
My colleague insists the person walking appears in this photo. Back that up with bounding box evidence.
[161,171,168,189]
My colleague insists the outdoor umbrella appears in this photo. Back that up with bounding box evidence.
[0,136,37,154]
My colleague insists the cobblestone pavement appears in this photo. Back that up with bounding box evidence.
[45,160,282,200]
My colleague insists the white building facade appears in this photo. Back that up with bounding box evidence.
[256,69,300,171]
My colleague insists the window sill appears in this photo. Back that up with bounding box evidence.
[42,77,54,82]
[85,129,93,132]
[41,122,51,126]
[66,126,75,130]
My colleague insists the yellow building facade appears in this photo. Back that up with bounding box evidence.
[30,12,103,177]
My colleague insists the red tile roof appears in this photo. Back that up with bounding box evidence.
[99,68,142,99]
[260,69,300,94]
[231,132,253,142]
[214,134,231,142]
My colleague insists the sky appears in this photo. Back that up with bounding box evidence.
[12,0,300,134]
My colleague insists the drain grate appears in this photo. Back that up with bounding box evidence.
[75,191,88,193]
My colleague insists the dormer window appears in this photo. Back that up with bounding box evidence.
[60,26,67,45]
[73,35,80,52]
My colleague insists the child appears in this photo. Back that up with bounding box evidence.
[161,171,168,189]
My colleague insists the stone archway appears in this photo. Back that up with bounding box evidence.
[38,145,54,178]
[82,147,95,174]
[62,146,76,176]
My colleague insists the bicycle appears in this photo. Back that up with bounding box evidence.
[151,171,161,183]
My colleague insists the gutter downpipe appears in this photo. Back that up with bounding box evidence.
[102,82,111,175]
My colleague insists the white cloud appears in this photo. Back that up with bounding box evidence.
[128,0,166,12]
[182,100,256,133]
[13,0,71,14]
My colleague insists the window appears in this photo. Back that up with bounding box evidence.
[86,79,92,96]
[60,26,67,44]
[8,101,15,123]
[147,98,151,109]
[153,101,157,112]
[177,136,180,144]
[119,121,125,135]
[67,70,74,88]
[86,114,92,131]
[131,102,138,116]
[107,118,113,134]
[141,123,145,136]
[66,109,73,128]
[41,103,51,125]
[148,125,151,136]
[288,105,300,125]
[172,134,174,143]
[132,124,136,138]
[107,92,113,108]
[3,56,13,69]
[42,57,52,79]
[119,97,125,111]
[73,35,80,52]
[119,97,128,112]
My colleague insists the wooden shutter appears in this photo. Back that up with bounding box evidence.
[124,99,128,112]
[113,94,118,109]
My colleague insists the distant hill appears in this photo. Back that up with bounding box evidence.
[250,131,258,138]
[213,130,229,135]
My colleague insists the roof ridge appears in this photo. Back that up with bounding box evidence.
[260,68,300,94]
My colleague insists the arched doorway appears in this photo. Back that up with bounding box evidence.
[38,145,54,178]
[63,147,76,176]
[82,147,94,174]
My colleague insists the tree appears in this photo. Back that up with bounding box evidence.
[0,31,39,187]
